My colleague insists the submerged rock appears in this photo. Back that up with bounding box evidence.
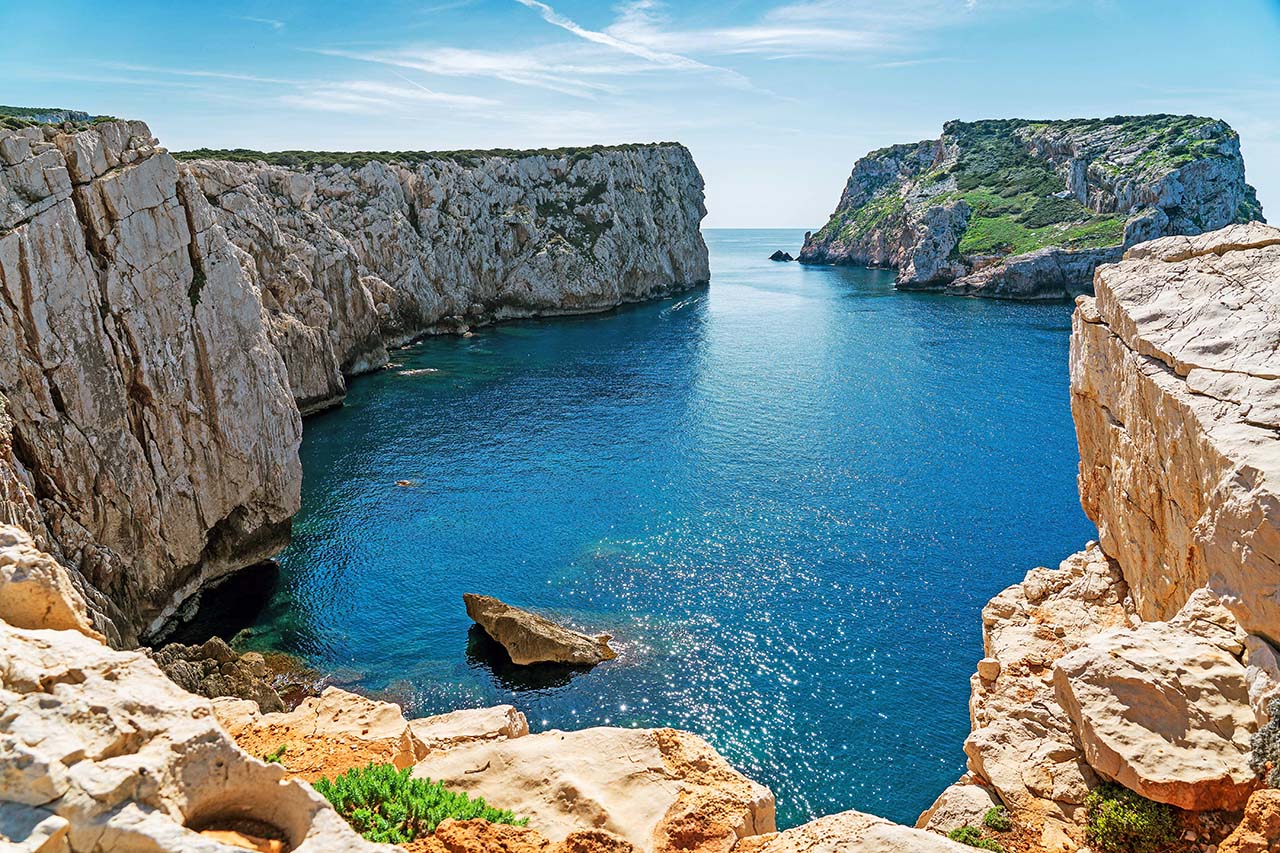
[463,593,617,666]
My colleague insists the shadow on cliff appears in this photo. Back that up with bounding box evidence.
[158,562,281,647]
[463,625,591,691]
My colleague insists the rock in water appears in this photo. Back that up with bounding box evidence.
[768,250,794,261]
[149,636,287,713]
[463,593,617,666]
[800,116,1265,299]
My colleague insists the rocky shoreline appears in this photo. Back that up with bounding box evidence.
[2,110,1279,852]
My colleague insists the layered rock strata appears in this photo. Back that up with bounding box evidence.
[800,116,1264,298]
[184,144,710,413]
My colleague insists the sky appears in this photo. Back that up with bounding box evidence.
[3,1,1278,227]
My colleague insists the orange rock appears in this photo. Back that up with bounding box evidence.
[1221,788,1280,853]
[198,829,285,852]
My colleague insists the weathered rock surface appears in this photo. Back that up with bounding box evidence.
[410,726,775,853]
[916,781,1001,834]
[801,116,1264,299]
[1220,788,1280,853]
[735,809,970,852]
[0,120,303,643]
[213,686,529,782]
[1053,597,1256,811]
[186,145,710,412]
[409,818,636,853]
[1070,223,1280,636]
[464,593,617,666]
[0,620,389,852]
[0,523,103,642]
[963,545,1136,847]
[150,636,287,713]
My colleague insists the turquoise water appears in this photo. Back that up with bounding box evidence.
[245,229,1095,828]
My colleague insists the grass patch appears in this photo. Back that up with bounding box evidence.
[947,825,1005,851]
[313,763,526,845]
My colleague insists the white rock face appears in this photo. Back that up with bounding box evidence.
[962,546,1135,846]
[186,145,710,412]
[1053,611,1256,811]
[409,726,775,853]
[1070,223,1280,636]
[0,121,303,644]
[0,620,390,852]
[737,809,971,853]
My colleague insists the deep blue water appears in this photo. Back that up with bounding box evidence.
[244,229,1095,829]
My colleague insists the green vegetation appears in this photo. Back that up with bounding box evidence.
[815,114,1239,260]
[1083,783,1177,853]
[262,744,287,764]
[171,142,679,170]
[982,806,1012,833]
[313,763,526,845]
[1250,698,1280,787]
[0,105,99,132]
[188,268,207,309]
[947,825,1004,851]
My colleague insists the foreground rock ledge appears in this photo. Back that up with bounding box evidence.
[464,593,617,666]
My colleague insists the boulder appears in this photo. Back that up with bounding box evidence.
[0,524,103,642]
[410,726,775,853]
[916,781,1001,834]
[1053,611,1256,811]
[463,594,616,666]
[1220,788,1280,853]
[735,810,970,852]
[0,620,390,852]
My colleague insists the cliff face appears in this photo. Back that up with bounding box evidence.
[0,121,303,645]
[0,120,711,642]
[1071,223,1280,638]
[184,144,710,412]
[800,116,1265,299]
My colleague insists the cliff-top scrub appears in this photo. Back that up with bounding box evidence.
[172,142,683,170]
[313,763,527,844]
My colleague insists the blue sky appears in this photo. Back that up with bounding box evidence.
[3,1,1278,227]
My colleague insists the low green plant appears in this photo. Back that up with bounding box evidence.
[947,825,1004,851]
[1250,698,1280,786]
[312,762,526,844]
[262,744,287,764]
[982,806,1012,832]
[1083,783,1177,853]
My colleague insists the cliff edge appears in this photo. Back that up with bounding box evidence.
[800,116,1264,299]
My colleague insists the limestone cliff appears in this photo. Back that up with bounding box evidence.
[1070,223,1280,637]
[0,118,710,642]
[800,116,1264,299]
[181,144,710,412]
[0,120,303,645]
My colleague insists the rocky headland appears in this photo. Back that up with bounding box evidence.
[799,115,1265,299]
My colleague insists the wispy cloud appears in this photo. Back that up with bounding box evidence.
[242,16,285,30]
[872,56,964,69]
[280,79,499,114]
[104,62,301,85]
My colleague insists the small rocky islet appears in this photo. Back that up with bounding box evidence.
[1,105,1278,853]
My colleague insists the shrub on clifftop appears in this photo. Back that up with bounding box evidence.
[1084,783,1177,853]
[313,762,527,844]
[1249,699,1280,786]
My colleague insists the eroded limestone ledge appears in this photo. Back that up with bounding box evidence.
[1070,222,1280,637]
